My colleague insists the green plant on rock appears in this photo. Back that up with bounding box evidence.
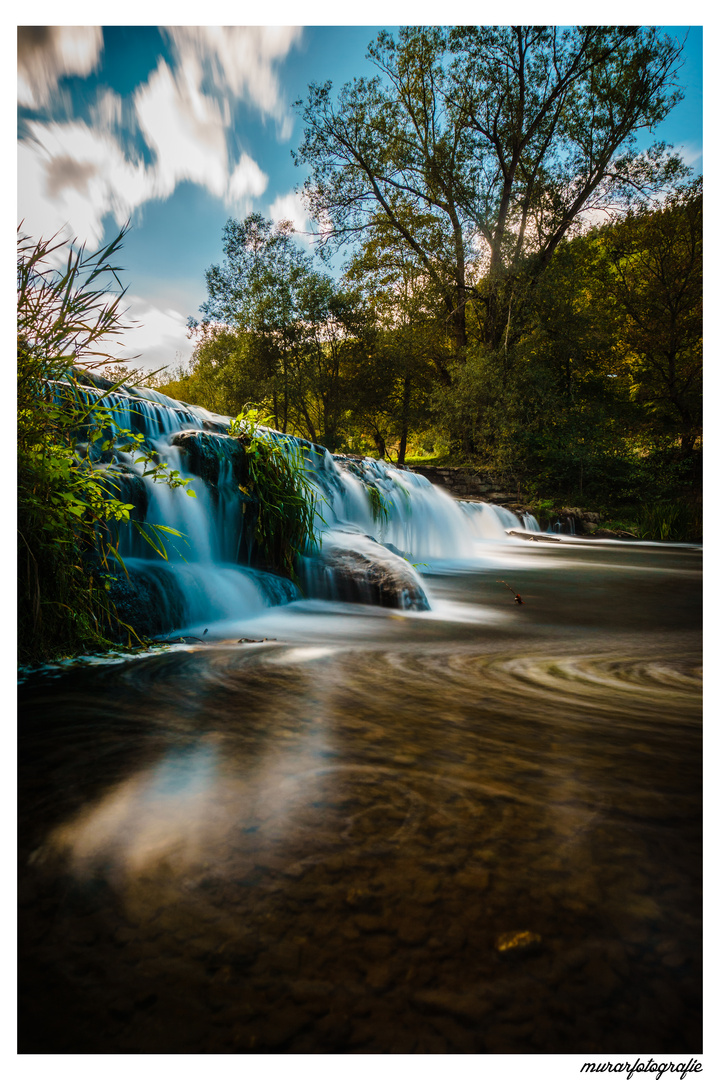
[18,225,194,664]
[229,406,322,580]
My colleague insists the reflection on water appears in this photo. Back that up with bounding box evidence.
[18,543,701,1054]
[40,743,222,881]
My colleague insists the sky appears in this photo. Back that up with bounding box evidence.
[17,19,703,374]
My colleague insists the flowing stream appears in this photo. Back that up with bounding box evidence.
[18,382,702,1054]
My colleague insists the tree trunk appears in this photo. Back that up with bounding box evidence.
[680,431,697,455]
[298,399,318,445]
[397,370,412,465]
[449,300,467,359]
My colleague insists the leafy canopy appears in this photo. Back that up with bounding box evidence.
[295,25,688,351]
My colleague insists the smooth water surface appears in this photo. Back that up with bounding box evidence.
[18,541,702,1053]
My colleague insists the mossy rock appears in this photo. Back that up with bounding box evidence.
[170,430,248,492]
[107,561,187,638]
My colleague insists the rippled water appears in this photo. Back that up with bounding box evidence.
[18,541,702,1054]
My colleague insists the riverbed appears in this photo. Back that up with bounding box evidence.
[17,539,702,1054]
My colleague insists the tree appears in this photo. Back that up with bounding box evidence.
[193,213,366,448]
[295,25,688,359]
[343,221,445,462]
[465,232,637,495]
[290,272,368,451]
[195,214,312,433]
[159,326,276,420]
[598,179,702,453]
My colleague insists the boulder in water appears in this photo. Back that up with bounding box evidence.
[169,430,245,490]
[301,531,429,611]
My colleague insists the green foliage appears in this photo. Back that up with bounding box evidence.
[598,178,702,453]
[190,214,366,448]
[228,406,322,580]
[157,327,276,420]
[635,500,701,543]
[367,484,389,524]
[17,227,193,664]
[531,498,556,519]
[342,223,446,462]
[431,182,702,508]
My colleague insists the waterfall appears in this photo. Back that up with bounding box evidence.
[67,376,534,636]
[459,500,539,541]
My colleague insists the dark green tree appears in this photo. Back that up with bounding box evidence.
[344,221,446,462]
[194,214,311,433]
[158,326,276,420]
[598,179,702,454]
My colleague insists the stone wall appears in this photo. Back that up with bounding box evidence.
[409,466,519,505]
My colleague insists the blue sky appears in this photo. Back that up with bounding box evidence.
[17,21,703,373]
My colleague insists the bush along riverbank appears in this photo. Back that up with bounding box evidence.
[18,227,189,665]
[407,464,701,543]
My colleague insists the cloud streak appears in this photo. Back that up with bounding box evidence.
[19,120,155,249]
[18,26,303,249]
[134,56,229,200]
[163,26,302,140]
[101,294,193,370]
[18,26,104,109]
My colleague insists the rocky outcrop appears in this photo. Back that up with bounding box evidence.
[549,508,637,538]
[170,429,246,490]
[301,529,430,611]
[410,465,498,501]
[408,465,538,517]
[407,467,639,539]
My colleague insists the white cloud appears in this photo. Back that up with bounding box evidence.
[677,143,703,170]
[17,27,302,251]
[103,294,193,371]
[134,57,229,201]
[18,120,155,250]
[578,206,618,230]
[164,26,302,140]
[18,26,104,110]
[90,87,124,130]
[228,153,268,208]
[269,191,310,235]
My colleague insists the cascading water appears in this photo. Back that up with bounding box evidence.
[460,500,539,541]
[66,376,537,637]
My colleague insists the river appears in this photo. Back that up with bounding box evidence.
[18,536,702,1054]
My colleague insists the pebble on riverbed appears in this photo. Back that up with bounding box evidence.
[495,930,543,954]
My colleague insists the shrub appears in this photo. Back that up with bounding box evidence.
[635,500,702,543]
[18,226,192,663]
[229,406,322,580]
